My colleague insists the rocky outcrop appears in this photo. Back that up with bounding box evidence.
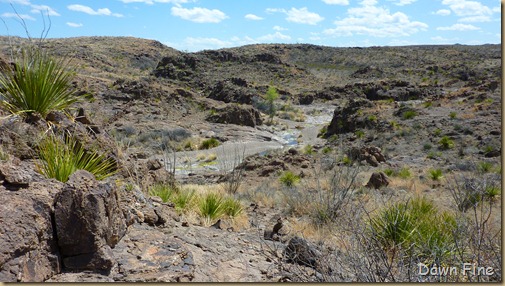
[206,104,263,127]
[366,172,391,189]
[325,98,374,136]
[0,175,64,282]
[54,170,127,272]
[283,236,321,269]
[207,78,258,104]
[348,146,386,167]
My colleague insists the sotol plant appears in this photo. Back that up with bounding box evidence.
[0,48,82,120]
[37,133,117,182]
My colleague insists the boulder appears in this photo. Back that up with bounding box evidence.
[206,104,263,127]
[283,236,321,269]
[366,172,391,189]
[207,78,257,104]
[348,146,386,167]
[325,98,373,136]
[54,170,127,272]
[0,179,64,282]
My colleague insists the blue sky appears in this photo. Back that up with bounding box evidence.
[0,0,501,51]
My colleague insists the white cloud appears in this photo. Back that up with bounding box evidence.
[245,14,263,20]
[257,31,291,41]
[389,0,417,6]
[266,7,324,25]
[436,23,480,31]
[324,2,428,37]
[433,9,451,16]
[66,22,83,27]
[1,12,35,20]
[31,5,60,16]
[285,7,324,25]
[119,0,191,4]
[273,25,288,31]
[441,0,492,18]
[322,0,349,5]
[68,4,123,17]
[171,6,228,23]
[458,15,491,22]
[4,0,31,5]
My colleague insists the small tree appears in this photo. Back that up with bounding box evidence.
[264,86,279,124]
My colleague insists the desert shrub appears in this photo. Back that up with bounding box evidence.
[433,128,442,136]
[383,168,395,176]
[369,196,456,261]
[222,197,243,218]
[367,114,377,122]
[37,133,117,183]
[355,130,365,138]
[200,138,220,150]
[423,101,432,108]
[427,151,442,159]
[0,48,82,120]
[438,136,454,150]
[303,144,315,155]
[322,146,332,154]
[318,125,328,138]
[199,192,225,221]
[173,189,196,211]
[423,143,432,151]
[149,183,177,203]
[477,161,494,173]
[397,167,411,179]
[449,111,457,119]
[428,168,443,181]
[401,110,417,120]
[279,170,300,187]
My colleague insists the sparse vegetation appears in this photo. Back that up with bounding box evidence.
[149,183,177,203]
[37,133,117,183]
[279,170,300,187]
[438,136,455,150]
[0,48,82,120]
[401,110,417,120]
[428,168,443,181]
[199,192,225,221]
[200,138,220,150]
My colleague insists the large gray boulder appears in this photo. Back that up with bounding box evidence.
[54,170,127,272]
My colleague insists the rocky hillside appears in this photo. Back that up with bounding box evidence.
[0,36,501,282]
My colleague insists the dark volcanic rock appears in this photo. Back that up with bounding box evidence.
[366,172,391,189]
[325,98,373,136]
[283,236,321,269]
[54,170,127,272]
[0,180,64,282]
[207,78,258,104]
[206,104,263,127]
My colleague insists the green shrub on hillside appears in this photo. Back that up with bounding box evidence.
[37,133,116,182]
[279,170,300,187]
[0,48,82,120]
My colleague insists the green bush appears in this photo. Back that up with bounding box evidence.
[303,144,315,155]
[173,189,196,211]
[0,48,82,120]
[279,171,300,187]
[149,183,177,203]
[477,161,493,173]
[438,136,455,150]
[383,168,395,177]
[428,168,443,181]
[222,197,243,218]
[37,134,117,183]
[449,111,457,119]
[199,193,225,220]
[355,130,365,138]
[369,196,456,260]
[402,110,417,120]
[397,167,411,179]
[200,138,220,150]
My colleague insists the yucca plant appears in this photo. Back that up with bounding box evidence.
[0,48,81,120]
[149,183,177,203]
[37,133,117,182]
[173,189,196,211]
[279,170,300,188]
[222,197,243,218]
[199,192,225,221]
